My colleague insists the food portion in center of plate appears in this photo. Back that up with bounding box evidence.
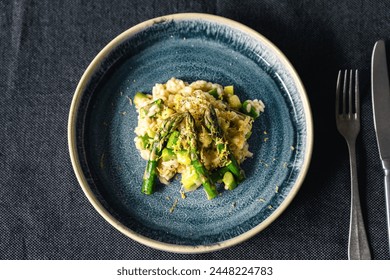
[133,77,265,199]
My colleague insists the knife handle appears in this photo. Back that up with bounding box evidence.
[383,160,390,254]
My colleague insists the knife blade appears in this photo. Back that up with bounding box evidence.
[371,39,390,253]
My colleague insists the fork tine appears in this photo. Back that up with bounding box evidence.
[355,70,360,117]
[343,70,348,115]
[336,70,341,116]
[349,69,353,117]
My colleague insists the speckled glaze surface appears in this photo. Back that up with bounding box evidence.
[68,13,313,253]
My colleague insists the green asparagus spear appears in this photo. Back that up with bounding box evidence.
[204,105,245,182]
[210,166,231,182]
[141,113,184,195]
[185,113,218,200]
[166,130,180,149]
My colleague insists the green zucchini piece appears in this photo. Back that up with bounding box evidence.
[227,95,241,110]
[241,100,261,119]
[223,171,238,190]
[224,85,234,95]
[133,92,149,107]
[161,148,176,161]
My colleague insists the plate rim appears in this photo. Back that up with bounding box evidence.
[68,12,313,253]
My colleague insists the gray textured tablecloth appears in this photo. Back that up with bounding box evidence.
[1,0,389,259]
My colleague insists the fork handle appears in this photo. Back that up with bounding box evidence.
[347,141,371,260]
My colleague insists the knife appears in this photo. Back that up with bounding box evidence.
[371,40,390,253]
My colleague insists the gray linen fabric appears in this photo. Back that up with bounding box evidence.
[1,0,389,259]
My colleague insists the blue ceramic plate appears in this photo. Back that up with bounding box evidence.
[68,13,313,253]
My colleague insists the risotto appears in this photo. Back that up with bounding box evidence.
[133,77,264,199]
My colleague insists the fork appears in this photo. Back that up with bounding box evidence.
[336,69,371,259]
